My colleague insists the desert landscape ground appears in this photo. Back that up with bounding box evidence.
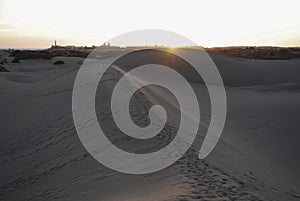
[0,47,300,201]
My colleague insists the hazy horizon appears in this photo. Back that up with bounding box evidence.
[1,0,300,48]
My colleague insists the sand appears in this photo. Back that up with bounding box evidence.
[0,49,300,201]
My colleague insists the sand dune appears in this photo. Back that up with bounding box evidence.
[0,50,300,201]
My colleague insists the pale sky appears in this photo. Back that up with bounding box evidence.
[0,0,300,48]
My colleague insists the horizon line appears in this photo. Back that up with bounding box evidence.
[1,45,300,50]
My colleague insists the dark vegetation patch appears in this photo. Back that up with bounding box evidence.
[9,50,52,60]
[205,46,300,60]
[8,47,92,61]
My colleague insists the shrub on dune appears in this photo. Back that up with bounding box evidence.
[54,60,65,65]
[0,65,9,72]
[12,58,20,63]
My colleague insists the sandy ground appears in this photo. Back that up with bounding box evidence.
[0,50,300,201]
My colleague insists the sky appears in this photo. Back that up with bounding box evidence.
[0,0,299,48]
